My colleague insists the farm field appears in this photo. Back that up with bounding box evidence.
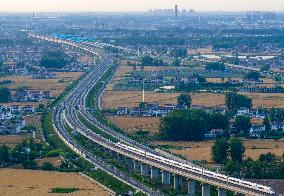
[0,72,82,97]
[24,114,41,126]
[0,169,110,196]
[152,139,284,163]
[107,116,160,134]
[0,135,31,147]
[101,91,225,109]
[239,92,284,108]
[105,65,179,91]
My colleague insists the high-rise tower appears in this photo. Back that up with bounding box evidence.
[175,5,178,18]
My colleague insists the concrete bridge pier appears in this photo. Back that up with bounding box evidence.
[133,160,141,171]
[202,184,210,196]
[218,188,227,196]
[150,167,159,179]
[140,164,149,176]
[187,179,196,196]
[162,171,171,185]
[116,153,124,161]
[173,175,183,190]
[126,158,134,170]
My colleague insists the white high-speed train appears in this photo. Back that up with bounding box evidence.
[116,142,275,195]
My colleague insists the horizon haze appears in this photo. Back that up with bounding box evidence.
[0,0,284,12]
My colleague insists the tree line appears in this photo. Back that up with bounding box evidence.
[0,139,72,171]
[40,50,67,69]
[211,138,284,179]
[159,109,229,141]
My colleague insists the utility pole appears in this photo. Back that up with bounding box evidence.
[175,5,178,18]
[142,79,145,103]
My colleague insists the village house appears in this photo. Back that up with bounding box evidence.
[191,105,226,115]
[237,107,266,119]
[116,107,128,116]
[10,105,21,113]
[152,106,173,117]
[249,125,265,137]
[130,107,141,116]
[14,90,29,102]
[0,110,13,120]
[271,122,284,131]
[128,103,184,117]
[43,91,53,99]
[29,91,43,102]
[0,118,26,135]
[204,129,224,139]
[22,105,35,114]
[237,107,250,116]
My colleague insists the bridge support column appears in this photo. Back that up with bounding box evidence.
[126,158,134,170]
[140,164,149,176]
[218,188,227,196]
[133,160,141,171]
[174,175,183,190]
[187,179,196,196]
[162,171,171,185]
[116,153,124,161]
[150,167,159,179]
[202,184,210,196]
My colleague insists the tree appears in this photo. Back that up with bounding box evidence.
[229,138,245,163]
[177,93,192,108]
[244,71,261,81]
[235,116,251,136]
[42,162,54,171]
[171,48,187,58]
[0,87,11,103]
[205,62,225,71]
[141,56,165,66]
[141,56,154,66]
[209,113,229,130]
[225,93,252,110]
[260,64,270,71]
[22,124,37,132]
[0,145,10,164]
[160,110,210,141]
[22,160,38,170]
[139,102,146,109]
[40,50,67,69]
[259,153,277,163]
[37,104,45,113]
[211,138,229,164]
[275,75,282,82]
[172,58,181,66]
[263,116,271,135]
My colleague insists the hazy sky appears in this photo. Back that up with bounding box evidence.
[1,0,284,12]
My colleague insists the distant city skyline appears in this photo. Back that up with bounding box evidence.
[0,0,284,12]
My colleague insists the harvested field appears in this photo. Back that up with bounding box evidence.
[206,78,241,83]
[24,115,41,126]
[3,101,48,107]
[0,135,31,147]
[239,92,284,108]
[35,157,62,167]
[152,139,284,163]
[0,72,82,97]
[192,93,225,107]
[105,65,178,91]
[101,91,225,109]
[0,169,110,196]
[101,91,179,109]
[107,116,160,134]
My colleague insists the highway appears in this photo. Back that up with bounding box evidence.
[30,34,276,196]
